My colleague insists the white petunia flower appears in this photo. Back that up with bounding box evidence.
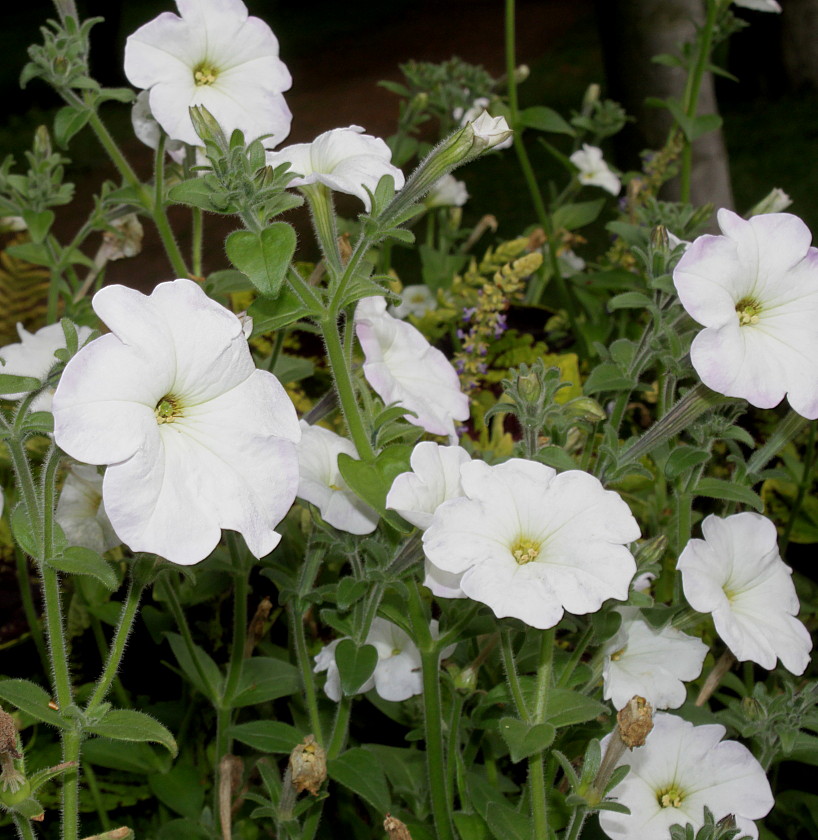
[355,296,469,440]
[55,463,120,554]
[677,512,812,675]
[674,209,818,417]
[732,0,781,12]
[390,285,437,320]
[569,144,621,195]
[599,713,774,840]
[0,322,94,412]
[425,174,469,208]
[266,126,405,212]
[296,420,378,535]
[454,99,514,151]
[124,0,292,148]
[131,90,187,164]
[423,459,639,628]
[52,279,300,566]
[386,441,471,598]
[314,617,454,702]
[603,614,708,710]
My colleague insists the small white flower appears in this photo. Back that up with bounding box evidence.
[55,464,120,554]
[678,512,812,675]
[296,420,378,535]
[266,126,405,212]
[0,323,94,412]
[355,296,469,440]
[423,459,639,628]
[386,442,471,599]
[52,279,300,565]
[558,248,586,276]
[732,0,781,12]
[390,285,437,320]
[569,144,621,195]
[425,174,469,208]
[455,99,513,151]
[674,209,818,417]
[124,0,292,147]
[600,713,773,840]
[603,614,707,710]
[314,617,454,702]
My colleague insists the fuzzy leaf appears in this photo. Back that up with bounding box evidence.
[0,678,66,728]
[334,639,378,696]
[498,717,555,763]
[328,747,390,813]
[86,709,178,757]
[229,720,303,754]
[225,224,296,299]
[47,547,118,590]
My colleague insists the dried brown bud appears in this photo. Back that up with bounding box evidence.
[80,829,135,840]
[0,708,21,759]
[617,696,654,749]
[99,214,144,262]
[288,735,327,796]
[244,595,273,657]
[384,813,413,840]
[338,232,353,265]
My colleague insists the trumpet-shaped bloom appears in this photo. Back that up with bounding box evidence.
[131,90,186,163]
[454,99,513,151]
[266,126,404,211]
[603,614,708,710]
[570,144,621,195]
[52,279,300,565]
[674,209,818,417]
[124,0,292,147]
[390,285,437,320]
[296,420,378,535]
[677,512,812,674]
[0,323,94,412]
[314,618,454,702]
[423,459,639,628]
[355,296,469,440]
[600,713,773,840]
[55,464,120,554]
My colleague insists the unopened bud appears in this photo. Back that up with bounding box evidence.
[566,396,606,423]
[747,187,792,217]
[189,105,227,148]
[617,696,653,749]
[650,224,669,253]
[582,83,601,112]
[34,125,53,159]
[716,814,738,831]
[518,370,541,403]
[634,534,667,568]
[288,735,327,796]
[741,696,763,721]
[514,64,530,84]
[449,663,478,693]
[384,814,413,839]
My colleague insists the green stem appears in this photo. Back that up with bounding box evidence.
[61,728,82,840]
[781,421,817,555]
[320,314,375,460]
[500,629,529,721]
[191,206,204,277]
[746,410,809,478]
[85,578,144,712]
[14,547,49,673]
[12,815,37,840]
[288,602,324,744]
[304,184,343,278]
[153,136,190,279]
[41,566,73,708]
[88,612,130,709]
[445,687,466,811]
[529,628,555,840]
[326,695,351,760]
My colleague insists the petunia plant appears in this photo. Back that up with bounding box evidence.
[0,0,815,839]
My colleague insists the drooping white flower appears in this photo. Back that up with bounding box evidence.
[314,617,454,702]
[603,614,707,710]
[386,442,471,598]
[423,459,639,628]
[0,323,94,412]
[355,296,469,440]
[425,174,469,208]
[390,285,437,320]
[677,512,812,675]
[296,420,378,535]
[124,0,292,148]
[52,279,300,565]
[454,99,513,151]
[599,713,773,840]
[732,0,781,12]
[55,463,120,554]
[673,209,818,417]
[131,90,186,163]
[569,144,621,195]
[266,126,405,212]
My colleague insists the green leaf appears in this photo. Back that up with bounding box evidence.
[204,269,254,296]
[328,747,390,813]
[21,210,55,244]
[9,797,44,820]
[693,477,764,512]
[0,374,43,396]
[336,577,369,611]
[229,720,303,754]
[497,717,555,763]
[165,632,223,701]
[0,679,67,728]
[248,288,314,333]
[553,199,605,231]
[535,446,578,472]
[157,819,212,840]
[583,363,634,395]
[517,105,575,136]
[608,291,653,312]
[86,709,178,757]
[148,758,205,820]
[453,812,490,840]
[168,178,233,213]
[83,739,169,774]
[334,639,378,696]
[664,446,711,481]
[485,801,529,840]
[225,224,296,298]
[230,657,300,707]
[10,503,40,558]
[271,353,314,384]
[53,105,91,147]
[47,547,118,590]
[545,689,608,728]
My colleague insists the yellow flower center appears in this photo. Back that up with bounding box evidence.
[193,63,218,86]
[511,536,541,565]
[735,296,762,326]
[657,786,684,809]
[155,395,183,425]
[610,647,626,662]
